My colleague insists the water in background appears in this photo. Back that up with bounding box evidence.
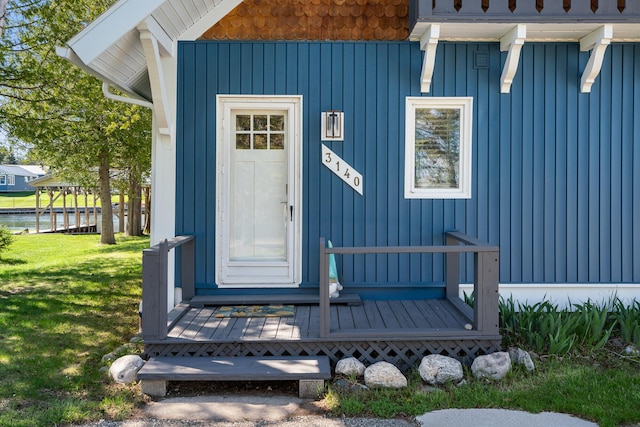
[0,213,121,232]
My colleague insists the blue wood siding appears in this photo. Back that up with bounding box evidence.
[0,175,35,192]
[176,41,640,290]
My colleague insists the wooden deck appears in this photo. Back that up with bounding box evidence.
[167,299,472,342]
[144,297,501,369]
[141,233,502,370]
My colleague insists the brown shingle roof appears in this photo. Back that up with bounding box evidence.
[201,0,409,41]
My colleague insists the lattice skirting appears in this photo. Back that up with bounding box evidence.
[144,339,501,371]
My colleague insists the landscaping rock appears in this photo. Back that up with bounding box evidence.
[418,354,464,385]
[101,352,117,363]
[364,361,407,389]
[335,357,366,377]
[471,352,511,381]
[109,354,145,384]
[625,345,640,356]
[509,347,535,371]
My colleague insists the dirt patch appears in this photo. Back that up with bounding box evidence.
[165,380,300,398]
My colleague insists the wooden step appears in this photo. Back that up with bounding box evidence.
[190,293,361,308]
[138,356,332,399]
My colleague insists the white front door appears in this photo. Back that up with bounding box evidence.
[216,96,302,287]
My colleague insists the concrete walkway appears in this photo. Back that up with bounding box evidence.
[415,408,597,426]
[135,395,597,427]
[77,394,599,427]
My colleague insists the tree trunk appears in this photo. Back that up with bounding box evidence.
[98,148,116,244]
[143,187,151,235]
[127,169,143,236]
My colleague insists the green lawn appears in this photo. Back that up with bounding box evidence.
[1,233,639,426]
[0,192,125,209]
[326,354,640,427]
[0,234,149,426]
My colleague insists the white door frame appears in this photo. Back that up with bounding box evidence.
[215,95,303,288]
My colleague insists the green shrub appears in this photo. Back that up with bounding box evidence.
[0,225,14,258]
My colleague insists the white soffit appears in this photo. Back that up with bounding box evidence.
[410,22,640,42]
[410,22,639,94]
[62,0,242,101]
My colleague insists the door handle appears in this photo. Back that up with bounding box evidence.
[290,205,293,222]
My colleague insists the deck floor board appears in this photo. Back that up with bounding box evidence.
[400,300,434,328]
[168,299,474,342]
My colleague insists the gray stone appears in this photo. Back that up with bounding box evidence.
[101,352,116,363]
[509,347,535,371]
[141,379,167,397]
[471,352,511,381]
[109,354,145,384]
[418,354,464,385]
[364,361,407,389]
[298,379,324,399]
[335,357,366,377]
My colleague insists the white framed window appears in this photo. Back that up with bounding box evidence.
[7,175,15,186]
[0,175,5,185]
[405,97,473,199]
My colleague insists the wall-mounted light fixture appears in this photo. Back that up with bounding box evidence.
[321,110,344,141]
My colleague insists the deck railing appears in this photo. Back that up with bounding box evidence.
[411,0,640,23]
[319,232,500,338]
[141,235,195,340]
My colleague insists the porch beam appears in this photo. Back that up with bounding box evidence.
[419,25,440,93]
[141,239,169,340]
[499,24,526,94]
[579,25,613,93]
[138,16,174,58]
[319,238,330,338]
[474,251,500,336]
[138,19,173,136]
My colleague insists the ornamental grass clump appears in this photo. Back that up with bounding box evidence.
[499,296,639,354]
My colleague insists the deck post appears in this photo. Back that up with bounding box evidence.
[445,234,460,300]
[141,239,169,340]
[180,237,195,301]
[319,238,330,337]
[474,251,500,336]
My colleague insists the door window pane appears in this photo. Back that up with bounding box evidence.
[253,115,268,131]
[236,115,251,131]
[270,134,284,150]
[270,115,285,131]
[254,134,267,150]
[236,134,250,149]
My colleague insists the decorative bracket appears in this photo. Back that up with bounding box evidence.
[500,25,526,94]
[580,25,612,93]
[420,25,440,93]
[138,18,174,136]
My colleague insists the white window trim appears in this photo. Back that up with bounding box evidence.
[0,175,5,185]
[7,175,15,186]
[404,96,473,199]
[215,95,303,288]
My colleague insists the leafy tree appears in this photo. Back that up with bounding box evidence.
[0,0,152,243]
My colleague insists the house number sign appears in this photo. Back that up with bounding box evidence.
[321,144,363,195]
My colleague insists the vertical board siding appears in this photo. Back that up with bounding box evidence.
[176,41,640,290]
